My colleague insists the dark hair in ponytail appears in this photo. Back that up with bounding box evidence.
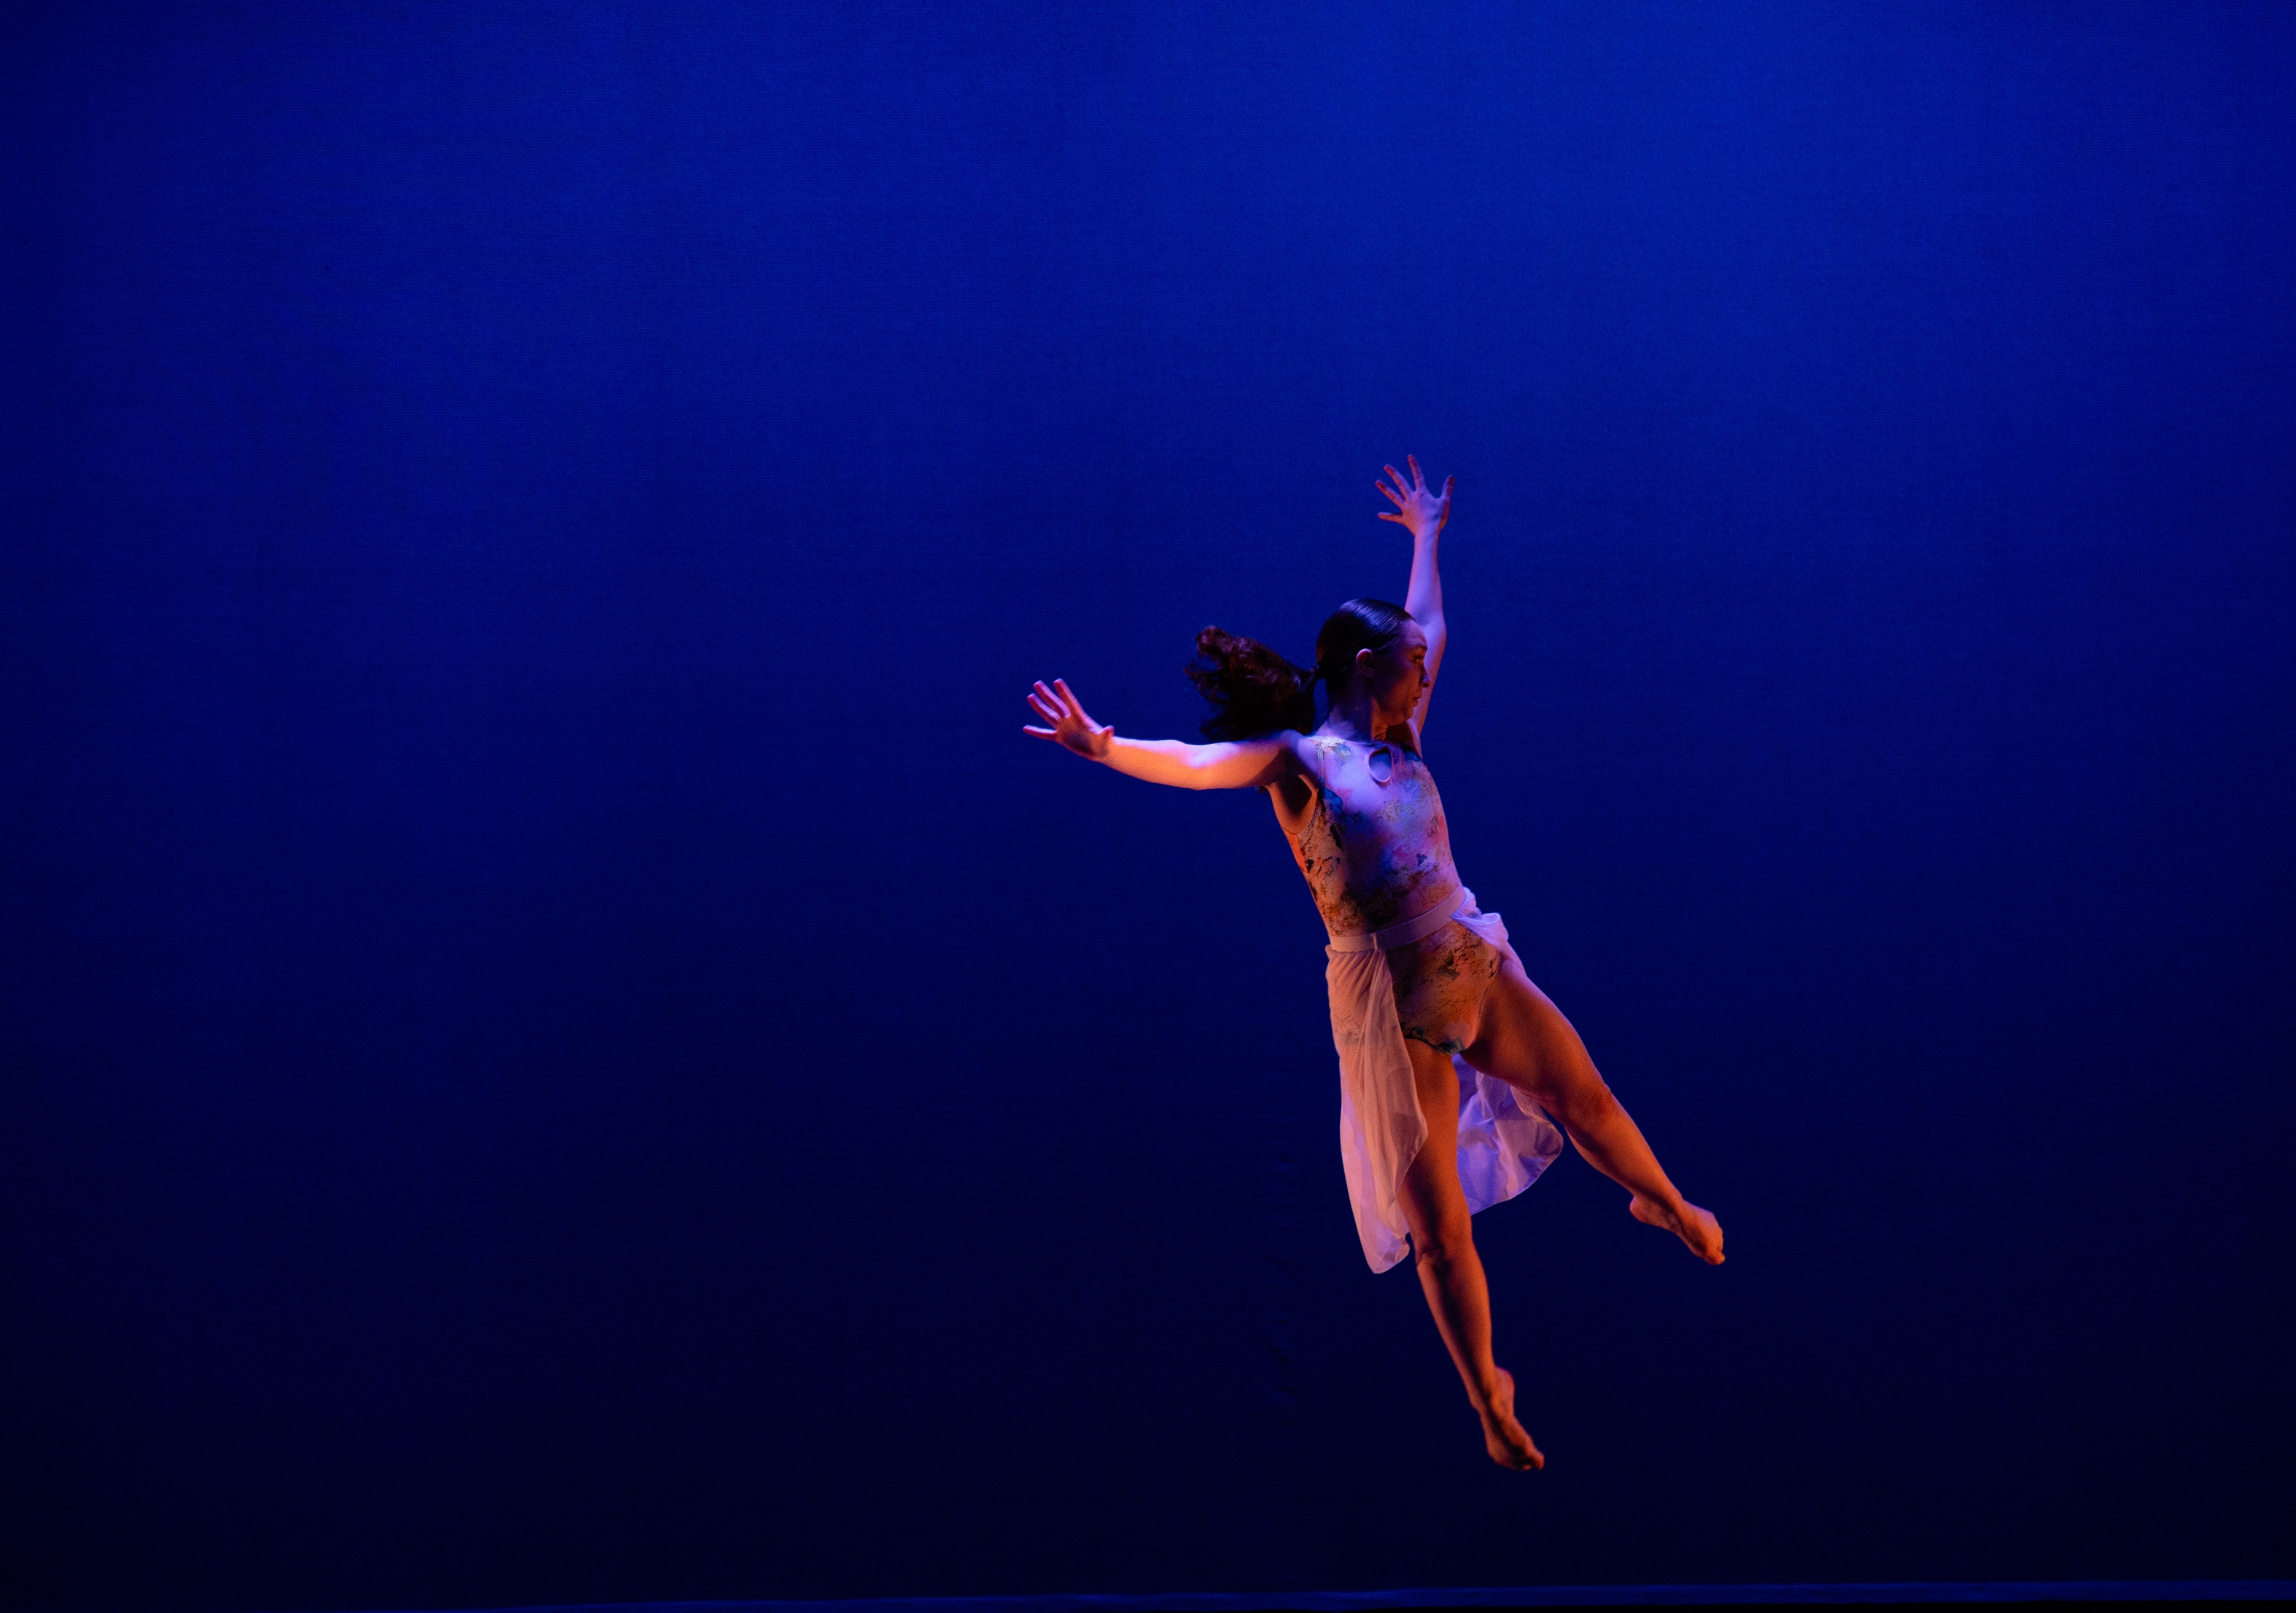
[1186,597,1413,740]
[1187,627,1319,739]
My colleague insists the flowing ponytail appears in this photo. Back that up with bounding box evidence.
[1186,626,1318,739]
[1184,598,1413,741]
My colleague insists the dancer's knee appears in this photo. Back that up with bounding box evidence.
[1545,1075,1622,1134]
[1411,1216,1473,1273]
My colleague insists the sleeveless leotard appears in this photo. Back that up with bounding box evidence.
[1286,735,1502,1055]
[1281,732,1564,1272]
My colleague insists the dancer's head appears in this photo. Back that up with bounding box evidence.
[1314,598,1419,716]
[1187,597,1421,739]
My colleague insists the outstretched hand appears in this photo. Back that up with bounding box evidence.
[1023,678,1113,761]
[1377,454,1451,540]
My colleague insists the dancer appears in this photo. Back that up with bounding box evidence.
[1023,457,1722,1470]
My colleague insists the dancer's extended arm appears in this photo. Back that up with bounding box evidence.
[1377,456,1451,741]
[1023,677,1298,790]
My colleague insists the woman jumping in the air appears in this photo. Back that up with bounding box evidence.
[1023,456,1723,1471]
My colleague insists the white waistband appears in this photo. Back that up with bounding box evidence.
[1326,885,1470,954]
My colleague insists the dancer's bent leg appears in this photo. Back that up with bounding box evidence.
[1464,956,1725,1264]
[1397,1038,1544,1471]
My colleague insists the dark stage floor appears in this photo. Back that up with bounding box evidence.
[373,1583,2296,1613]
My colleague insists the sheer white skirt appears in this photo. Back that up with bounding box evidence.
[1326,886,1566,1272]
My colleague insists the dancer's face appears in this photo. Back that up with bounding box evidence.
[1355,621,1431,728]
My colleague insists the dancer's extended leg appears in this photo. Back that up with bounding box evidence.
[1464,956,1725,1264]
[1397,1038,1544,1471]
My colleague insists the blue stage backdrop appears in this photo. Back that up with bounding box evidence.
[5,3,2292,1609]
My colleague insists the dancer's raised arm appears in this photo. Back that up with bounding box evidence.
[1377,456,1451,742]
[1024,677,1300,790]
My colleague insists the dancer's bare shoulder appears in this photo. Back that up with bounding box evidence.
[1264,730,1319,826]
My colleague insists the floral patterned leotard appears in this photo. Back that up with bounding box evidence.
[1284,735,1503,1057]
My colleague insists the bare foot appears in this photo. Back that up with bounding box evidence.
[1475,1368,1545,1470]
[1631,1194,1725,1264]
